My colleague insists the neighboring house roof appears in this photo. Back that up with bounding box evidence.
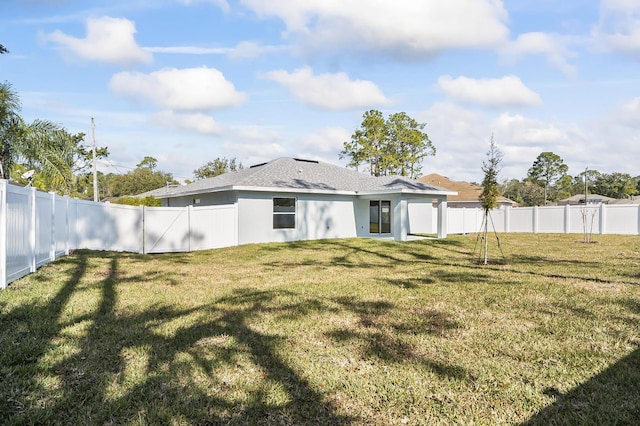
[558,194,640,205]
[139,158,457,199]
[418,173,517,206]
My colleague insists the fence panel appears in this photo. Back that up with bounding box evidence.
[488,209,506,233]
[537,206,565,233]
[569,205,599,234]
[509,207,535,233]
[75,199,111,250]
[190,205,237,250]
[447,208,464,235]
[143,207,190,253]
[4,185,33,285]
[106,204,143,252]
[54,196,68,257]
[606,205,639,235]
[34,191,54,268]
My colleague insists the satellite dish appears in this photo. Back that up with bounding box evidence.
[21,169,35,180]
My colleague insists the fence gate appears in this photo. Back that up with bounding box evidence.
[143,207,191,254]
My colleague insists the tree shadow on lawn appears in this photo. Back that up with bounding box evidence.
[1,253,354,425]
[522,299,640,425]
[325,297,469,381]
[0,253,88,417]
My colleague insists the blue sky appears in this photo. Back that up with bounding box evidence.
[1,0,639,183]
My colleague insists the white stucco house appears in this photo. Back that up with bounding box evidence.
[140,158,456,245]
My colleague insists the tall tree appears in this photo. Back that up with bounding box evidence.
[527,152,568,205]
[341,109,387,176]
[194,157,243,179]
[341,110,435,177]
[109,159,177,197]
[570,169,601,196]
[387,112,435,178]
[592,172,638,198]
[137,156,158,170]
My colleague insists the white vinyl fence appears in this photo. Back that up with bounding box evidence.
[1,180,639,289]
[445,204,640,236]
[0,181,237,289]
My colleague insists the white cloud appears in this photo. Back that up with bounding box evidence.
[151,111,222,134]
[145,41,286,58]
[240,0,508,58]
[499,32,577,75]
[178,0,230,13]
[228,41,287,59]
[297,127,351,154]
[292,127,351,164]
[110,67,246,111]
[145,46,233,55]
[593,0,640,56]
[44,16,152,66]
[223,140,287,167]
[414,102,594,182]
[616,97,640,126]
[438,75,542,108]
[261,67,390,110]
[492,113,567,145]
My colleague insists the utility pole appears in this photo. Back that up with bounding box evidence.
[584,167,588,204]
[91,118,98,202]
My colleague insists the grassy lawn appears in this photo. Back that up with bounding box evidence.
[1,234,639,425]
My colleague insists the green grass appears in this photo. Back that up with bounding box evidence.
[1,234,639,425]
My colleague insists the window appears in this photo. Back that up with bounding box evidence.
[369,200,391,234]
[273,197,296,229]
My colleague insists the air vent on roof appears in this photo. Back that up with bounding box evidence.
[293,158,319,164]
[250,162,268,168]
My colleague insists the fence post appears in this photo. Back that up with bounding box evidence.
[461,207,466,235]
[138,204,144,254]
[50,192,56,262]
[600,203,606,235]
[504,207,510,233]
[533,206,538,233]
[564,204,570,234]
[29,188,36,273]
[0,181,7,289]
[187,205,193,252]
[234,202,239,246]
[142,205,147,254]
[64,196,70,255]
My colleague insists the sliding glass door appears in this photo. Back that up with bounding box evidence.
[369,200,391,234]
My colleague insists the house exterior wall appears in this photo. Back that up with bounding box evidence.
[408,198,436,234]
[236,192,358,245]
[163,191,237,207]
[161,190,447,243]
[354,196,400,238]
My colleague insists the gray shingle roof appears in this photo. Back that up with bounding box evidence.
[139,157,455,198]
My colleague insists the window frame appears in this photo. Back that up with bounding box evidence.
[273,197,297,229]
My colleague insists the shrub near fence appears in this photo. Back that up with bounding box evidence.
[1,180,639,288]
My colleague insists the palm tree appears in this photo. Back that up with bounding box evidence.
[0,82,79,192]
[0,82,24,179]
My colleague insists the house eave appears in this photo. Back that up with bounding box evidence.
[153,185,457,200]
[154,185,358,199]
[357,189,458,197]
